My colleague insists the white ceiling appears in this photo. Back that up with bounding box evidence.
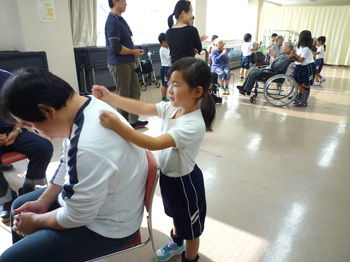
[265,0,350,6]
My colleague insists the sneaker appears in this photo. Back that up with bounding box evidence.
[0,164,14,172]
[131,120,148,130]
[314,82,320,86]
[225,89,230,95]
[156,240,185,261]
[0,188,17,223]
[295,101,307,107]
[239,78,244,83]
[320,78,326,83]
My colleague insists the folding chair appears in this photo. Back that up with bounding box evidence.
[1,152,27,167]
[88,149,159,262]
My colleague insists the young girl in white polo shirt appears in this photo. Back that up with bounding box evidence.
[92,57,215,262]
[291,30,316,107]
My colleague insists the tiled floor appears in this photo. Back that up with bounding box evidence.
[1,65,349,262]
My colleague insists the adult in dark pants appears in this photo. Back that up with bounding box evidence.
[237,41,294,95]
[105,0,148,129]
[0,69,53,223]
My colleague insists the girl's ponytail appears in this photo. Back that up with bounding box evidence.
[168,14,174,28]
[200,93,215,131]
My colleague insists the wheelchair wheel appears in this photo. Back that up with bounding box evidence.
[250,96,257,104]
[263,74,298,107]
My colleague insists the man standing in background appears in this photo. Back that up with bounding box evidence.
[105,0,148,129]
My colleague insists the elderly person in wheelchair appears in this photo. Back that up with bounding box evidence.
[237,41,294,96]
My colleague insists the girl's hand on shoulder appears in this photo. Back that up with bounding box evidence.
[100,110,122,131]
[92,85,111,102]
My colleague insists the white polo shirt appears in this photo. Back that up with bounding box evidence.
[156,102,206,178]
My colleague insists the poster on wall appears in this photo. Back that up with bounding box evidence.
[37,0,56,22]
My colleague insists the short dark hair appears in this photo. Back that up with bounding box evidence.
[0,68,75,122]
[244,33,252,42]
[211,35,218,41]
[158,33,166,44]
[108,0,117,8]
[271,33,278,38]
[167,57,215,131]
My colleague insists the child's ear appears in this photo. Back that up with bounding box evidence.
[194,86,204,98]
[37,104,56,120]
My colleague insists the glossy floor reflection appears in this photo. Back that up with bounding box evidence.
[1,65,349,262]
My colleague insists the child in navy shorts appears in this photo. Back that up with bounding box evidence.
[313,36,326,86]
[239,33,258,82]
[158,33,172,102]
[291,30,316,107]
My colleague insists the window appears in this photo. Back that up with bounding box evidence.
[96,0,178,46]
[206,0,249,41]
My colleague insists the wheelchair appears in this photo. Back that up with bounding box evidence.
[249,62,298,107]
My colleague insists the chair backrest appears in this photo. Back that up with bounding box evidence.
[145,150,159,212]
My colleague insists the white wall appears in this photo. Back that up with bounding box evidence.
[0,0,78,92]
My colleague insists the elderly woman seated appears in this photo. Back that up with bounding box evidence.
[211,38,231,95]
[236,41,294,95]
[269,35,284,63]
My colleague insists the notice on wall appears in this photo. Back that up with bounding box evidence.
[37,0,56,22]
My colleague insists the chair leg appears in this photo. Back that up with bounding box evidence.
[148,216,157,262]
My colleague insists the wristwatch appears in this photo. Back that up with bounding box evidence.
[13,127,22,133]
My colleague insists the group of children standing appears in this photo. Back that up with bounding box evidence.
[236,30,327,107]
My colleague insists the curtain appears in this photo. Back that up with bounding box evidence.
[258,6,350,66]
[69,0,97,47]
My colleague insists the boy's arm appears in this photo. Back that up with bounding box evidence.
[92,85,158,116]
[251,42,258,52]
[100,110,175,150]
